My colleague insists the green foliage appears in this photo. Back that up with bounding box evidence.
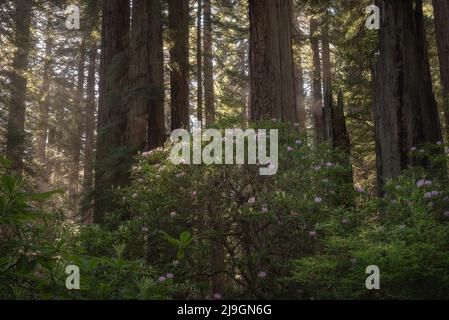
[123,121,356,298]
[0,156,179,299]
[289,148,449,299]
[119,128,449,299]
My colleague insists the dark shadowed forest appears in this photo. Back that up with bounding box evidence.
[1,0,449,300]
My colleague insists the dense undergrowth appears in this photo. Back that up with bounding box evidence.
[1,122,449,299]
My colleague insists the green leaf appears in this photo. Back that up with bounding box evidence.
[161,231,180,247]
[180,231,191,245]
[0,157,11,169]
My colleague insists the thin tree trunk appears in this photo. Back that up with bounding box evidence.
[249,0,296,122]
[196,0,203,126]
[36,20,53,189]
[169,0,190,130]
[321,20,333,141]
[203,0,215,125]
[374,0,445,193]
[333,89,351,153]
[432,0,449,141]
[51,85,66,185]
[83,46,97,192]
[69,42,86,198]
[294,62,306,132]
[5,0,32,174]
[292,15,306,132]
[309,18,324,143]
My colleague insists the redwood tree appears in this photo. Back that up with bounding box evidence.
[127,0,165,151]
[309,18,324,142]
[36,19,53,189]
[6,0,33,174]
[169,0,190,130]
[374,0,445,192]
[249,0,296,122]
[321,19,333,141]
[204,0,215,125]
[196,0,203,126]
[432,0,449,140]
[94,0,130,222]
[69,42,86,198]
[83,45,97,192]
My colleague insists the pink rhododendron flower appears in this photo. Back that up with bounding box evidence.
[355,186,365,193]
[417,179,432,188]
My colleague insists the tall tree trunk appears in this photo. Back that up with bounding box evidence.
[292,15,306,132]
[169,0,189,130]
[94,0,130,223]
[294,62,306,132]
[374,0,445,193]
[203,0,215,125]
[196,0,203,126]
[83,46,97,192]
[432,0,449,141]
[334,89,353,190]
[310,18,324,143]
[249,0,296,122]
[333,89,351,153]
[321,20,333,141]
[50,85,66,185]
[36,20,53,189]
[5,0,32,174]
[147,0,166,150]
[128,0,165,152]
[69,42,86,198]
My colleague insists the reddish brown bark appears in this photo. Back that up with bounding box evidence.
[374,0,445,192]
[249,0,296,122]
[310,18,324,142]
[94,0,130,223]
[432,0,449,140]
[169,0,190,130]
[6,0,32,174]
